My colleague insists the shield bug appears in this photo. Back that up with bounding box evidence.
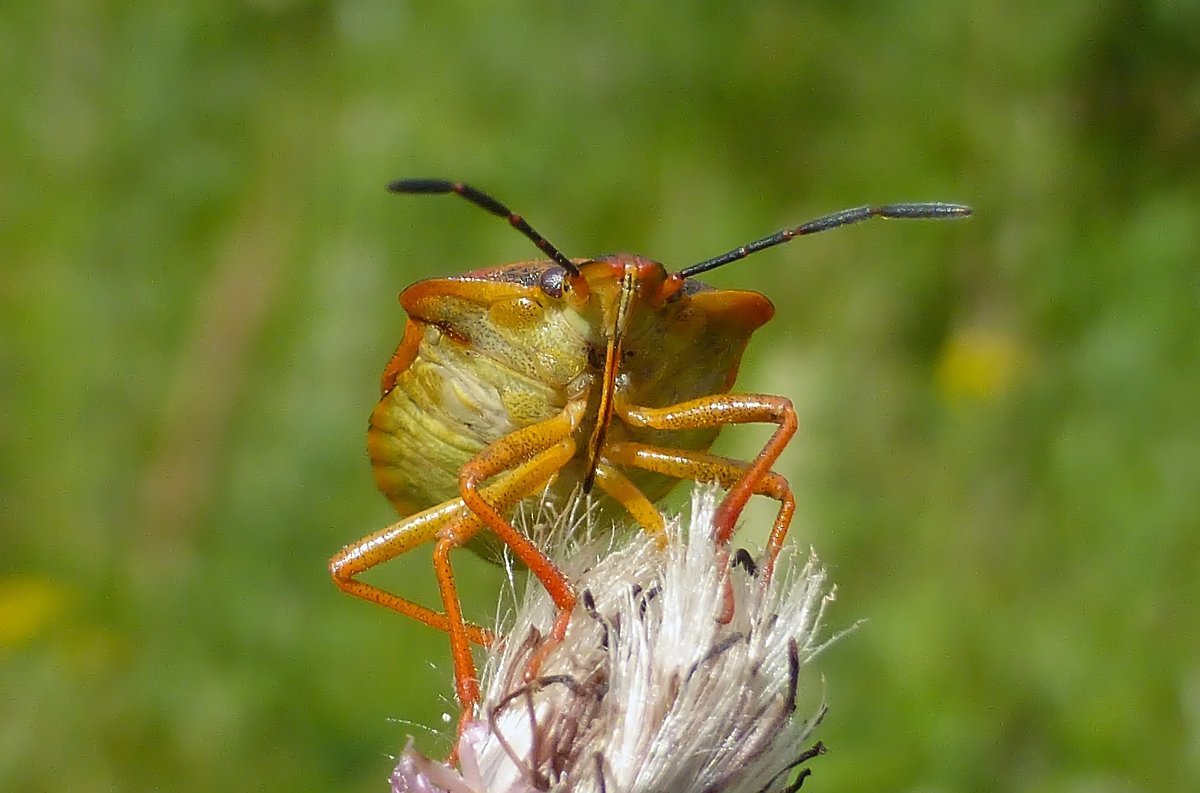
[330,179,970,727]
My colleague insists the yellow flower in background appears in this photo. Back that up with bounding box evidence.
[935,327,1021,402]
[0,576,70,649]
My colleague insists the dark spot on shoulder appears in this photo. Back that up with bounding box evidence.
[433,321,470,345]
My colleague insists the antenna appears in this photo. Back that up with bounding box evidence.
[676,202,972,279]
[388,179,580,277]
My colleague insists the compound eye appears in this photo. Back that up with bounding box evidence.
[538,265,568,298]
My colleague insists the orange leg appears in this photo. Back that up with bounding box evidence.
[453,402,588,704]
[620,393,797,551]
[329,499,493,645]
[590,462,667,547]
[332,400,586,728]
[457,400,586,621]
[437,434,578,727]
[603,441,795,579]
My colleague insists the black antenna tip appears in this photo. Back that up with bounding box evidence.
[879,202,972,219]
[387,178,456,194]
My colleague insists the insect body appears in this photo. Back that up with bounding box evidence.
[368,253,769,550]
[330,179,970,727]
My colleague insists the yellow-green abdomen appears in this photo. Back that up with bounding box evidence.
[368,324,568,517]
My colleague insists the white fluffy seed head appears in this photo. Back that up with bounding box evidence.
[392,486,841,793]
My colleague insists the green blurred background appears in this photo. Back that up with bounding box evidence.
[4,1,1197,791]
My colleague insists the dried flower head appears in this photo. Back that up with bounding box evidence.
[393,486,840,793]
